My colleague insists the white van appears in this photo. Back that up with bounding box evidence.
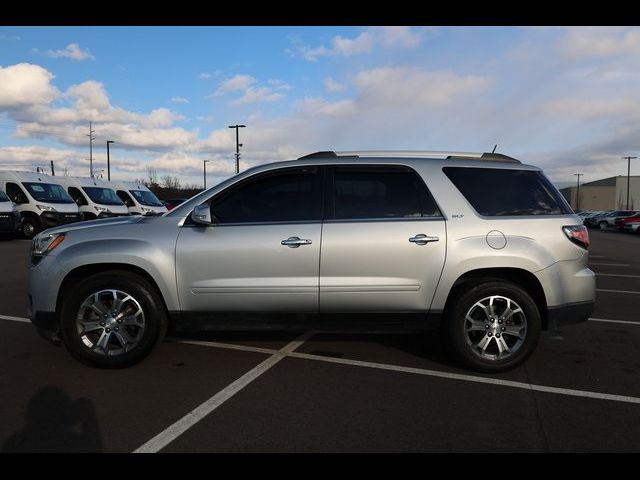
[0,187,20,236]
[56,176,130,221]
[112,181,168,215]
[0,171,80,238]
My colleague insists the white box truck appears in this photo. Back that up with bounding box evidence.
[0,171,81,238]
[56,176,130,221]
[112,181,168,215]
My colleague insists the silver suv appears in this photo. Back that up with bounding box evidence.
[27,151,595,372]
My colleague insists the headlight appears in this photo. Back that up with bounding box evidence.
[141,207,153,214]
[31,233,65,265]
[37,204,56,212]
[95,206,111,214]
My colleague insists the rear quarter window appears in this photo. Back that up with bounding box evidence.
[443,167,572,216]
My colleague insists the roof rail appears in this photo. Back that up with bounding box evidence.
[297,150,520,164]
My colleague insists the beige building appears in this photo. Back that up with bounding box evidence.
[560,176,640,211]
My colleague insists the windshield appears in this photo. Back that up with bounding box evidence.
[23,182,75,204]
[130,189,163,207]
[82,187,125,206]
[0,190,9,202]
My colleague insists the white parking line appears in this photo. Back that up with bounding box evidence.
[597,288,640,295]
[133,331,313,453]
[589,317,640,326]
[596,273,640,279]
[590,262,630,267]
[0,314,30,323]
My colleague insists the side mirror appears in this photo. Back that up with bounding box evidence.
[191,203,213,225]
[14,194,27,204]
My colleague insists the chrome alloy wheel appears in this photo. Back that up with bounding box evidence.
[75,289,145,356]
[464,295,527,361]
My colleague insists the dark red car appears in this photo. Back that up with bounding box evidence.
[615,213,640,231]
[162,198,188,211]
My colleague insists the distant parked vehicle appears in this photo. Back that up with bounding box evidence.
[0,188,20,237]
[623,222,640,234]
[615,213,640,231]
[113,181,168,216]
[585,210,637,229]
[56,176,130,221]
[162,198,188,211]
[0,171,81,239]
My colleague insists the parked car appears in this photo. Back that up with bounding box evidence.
[0,171,81,239]
[113,181,168,216]
[0,188,20,237]
[28,150,595,372]
[162,198,188,211]
[623,222,640,234]
[585,210,637,229]
[615,213,640,231]
[56,176,130,221]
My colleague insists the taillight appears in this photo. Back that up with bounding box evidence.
[563,225,590,249]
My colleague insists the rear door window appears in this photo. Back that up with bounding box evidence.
[329,165,441,220]
[443,167,572,216]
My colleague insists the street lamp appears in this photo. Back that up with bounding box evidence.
[106,140,115,181]
[574,173,583,211]
[228,124,246,174]
[203,160,210,189]
[622,156,638,209]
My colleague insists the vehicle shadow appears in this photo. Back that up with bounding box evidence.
[2,386,103,453]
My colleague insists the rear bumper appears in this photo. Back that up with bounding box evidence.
[546,301,594,331]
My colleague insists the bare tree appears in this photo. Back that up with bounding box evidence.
[146,167,159,187]
[161,175,181,189]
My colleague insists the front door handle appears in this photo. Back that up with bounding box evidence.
[409,234,439,245]
[281,236,312,248]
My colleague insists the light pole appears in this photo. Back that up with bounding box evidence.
[622,156,637,209]
[106,140,115,181]
[574,173,583,211]
[203,160,210,189]
[228,124,246,174]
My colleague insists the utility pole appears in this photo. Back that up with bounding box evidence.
[87,121,96,177]
[574,173,583,211]
[106,140,115,181]
[622,156,637,209]
[203,160,210,189]
[228,124,246,174]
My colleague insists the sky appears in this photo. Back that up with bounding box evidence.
[1,26,640,188]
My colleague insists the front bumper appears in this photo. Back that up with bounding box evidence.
[40,211,82,228]
[546,301,594,330]
[0,211,20,232]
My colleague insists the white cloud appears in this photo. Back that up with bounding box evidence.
[324,77,346,92]
[353,67,492,109]
[171,96,190,104]
[0,63,59,108]
[230,86,284,105]
[199,72,212,79]
[47,43,95,61]
[295,26,428,62]
[561,27,640,61]
[214,74,257,95]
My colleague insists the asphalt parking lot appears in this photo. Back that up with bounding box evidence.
[1,229,639,452]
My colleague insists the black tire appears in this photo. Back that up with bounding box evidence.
[599,221,608,230]
[444,280,541,373]
[59,270,168,368]
[22,217,39,239]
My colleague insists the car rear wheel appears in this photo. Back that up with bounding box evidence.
[59,271,168,368]
[445,281,541,372]
[599,221,609,230]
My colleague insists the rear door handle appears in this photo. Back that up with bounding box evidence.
[409,234,439,245]
[281,236,312,248]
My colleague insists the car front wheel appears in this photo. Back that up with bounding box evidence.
[59,271,168,368]
[445,281,541,372]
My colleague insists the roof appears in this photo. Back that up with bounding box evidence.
[0,170,57,182]
[56,176,118,189]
